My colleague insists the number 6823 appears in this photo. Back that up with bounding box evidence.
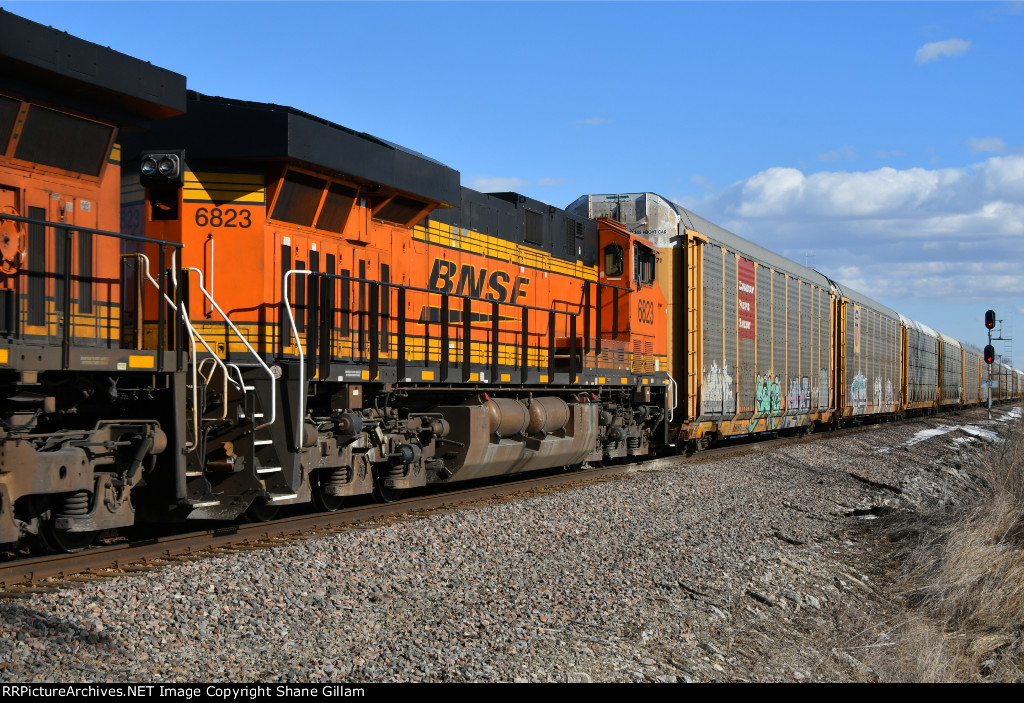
[194,207,252,228]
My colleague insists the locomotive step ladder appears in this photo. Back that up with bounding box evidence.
[229,363,301,503]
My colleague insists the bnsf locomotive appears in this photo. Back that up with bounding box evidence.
[0,11,1017,552]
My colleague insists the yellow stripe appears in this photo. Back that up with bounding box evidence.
[109,143,121,164]
[183,191,266,204]
[414,221,599,282]
[0,348,7,364]
[128,355,155,369]
[187,171,264,185]
[183,171,265,204]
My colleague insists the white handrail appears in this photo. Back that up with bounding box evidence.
[283,269,312,452]
[185,267,277,431]
[129,253,227,451]
[667,371,678,423]
[195,357,231,422]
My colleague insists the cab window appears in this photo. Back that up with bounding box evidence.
[634,245,656,286]
[604,243,624,277]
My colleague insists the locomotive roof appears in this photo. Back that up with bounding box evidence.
[0,9,186,122]
[128,92,461,208]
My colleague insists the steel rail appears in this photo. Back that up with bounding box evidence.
[0,415,974,592]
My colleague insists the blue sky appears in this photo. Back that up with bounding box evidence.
[8,1,1023,363]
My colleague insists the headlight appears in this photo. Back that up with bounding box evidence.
[139,150,185,187]
[158,156,177,176]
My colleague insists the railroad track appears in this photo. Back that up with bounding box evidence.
[0,418,929,592]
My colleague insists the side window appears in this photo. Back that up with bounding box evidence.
[604,243,624,277]
[633,245,656,286]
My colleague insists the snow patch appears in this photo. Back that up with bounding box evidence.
[878,417,1011,453]
[961,425,1001,442]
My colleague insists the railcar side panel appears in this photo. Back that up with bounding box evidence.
[963,347,981,405]
[938,333,963,407]
[900,316,939,412]
[840,299,901,418]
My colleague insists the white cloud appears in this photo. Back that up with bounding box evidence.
[967,136,1006,154]
[684,154,1024,326]
[719,162,1004,220]
[690,174,715,191]
[914,38,971,64]
[537,177,568,187]
[819,145,857,162]
[468,176,530,192]
[574,117,610,126]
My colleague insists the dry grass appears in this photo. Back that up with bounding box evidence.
[867,418,1024,682]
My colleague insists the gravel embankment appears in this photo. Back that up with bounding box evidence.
[1,405,1018,683]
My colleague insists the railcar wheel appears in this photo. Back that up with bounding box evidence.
[371,466,405,504]
[246,498,279,522]
[312,470,346,512]
[39,522,97,553]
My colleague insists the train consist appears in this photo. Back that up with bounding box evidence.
[0,11,1018,551]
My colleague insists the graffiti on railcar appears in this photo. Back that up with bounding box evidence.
[787,377,812,413]
[869,376,896,411]
[851,373,868,414]
[701,361,735,415]
[749,372,785,430]
[819,368,830,409]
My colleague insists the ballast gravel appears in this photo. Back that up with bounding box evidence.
[1,405,1018,683]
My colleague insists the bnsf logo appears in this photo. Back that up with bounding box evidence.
[428,258,530,303]
[638,299,655,324]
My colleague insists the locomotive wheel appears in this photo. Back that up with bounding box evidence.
[371,466,405,504]
[30,495,97,553]
[312,473,345,512]
[246,498,279,522]
[39,522,97,553]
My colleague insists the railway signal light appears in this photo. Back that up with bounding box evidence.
[985,344,996,364]
[985,310,996,329]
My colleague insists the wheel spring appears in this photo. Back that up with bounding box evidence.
[603,441,618,455]
[385,464,405,479]
[627,437,641,451]
[322,467,351,489]
[60,491,90,517]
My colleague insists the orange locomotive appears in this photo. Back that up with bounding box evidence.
[121,93,672,519]
[0,11,187,550]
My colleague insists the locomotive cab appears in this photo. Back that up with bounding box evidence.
[596,218,667,376]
